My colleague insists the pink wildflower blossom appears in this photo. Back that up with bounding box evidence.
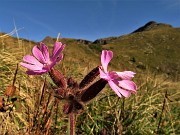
[20,42,65,75]
[99,50,137,97]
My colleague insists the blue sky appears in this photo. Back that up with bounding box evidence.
[0,0,180,41]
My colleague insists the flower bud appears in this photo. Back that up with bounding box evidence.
[49,68,67,89]
[80,79,107,102]
[79,66,100,89]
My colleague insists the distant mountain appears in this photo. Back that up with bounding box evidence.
[0,21,179,80]
[132,21,172,33]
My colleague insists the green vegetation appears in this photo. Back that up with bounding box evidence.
[0,22,179,134]
[92,27,180,81]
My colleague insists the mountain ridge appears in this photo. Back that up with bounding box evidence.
[0,21,178,45]
[132,21,173,33]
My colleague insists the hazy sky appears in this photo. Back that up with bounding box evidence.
[0,0,180,41]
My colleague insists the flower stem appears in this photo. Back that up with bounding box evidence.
[157,90,167,134]
[68,113,75,135]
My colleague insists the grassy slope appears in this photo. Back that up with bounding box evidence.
[0,24,179,134]
[96,27,180,80]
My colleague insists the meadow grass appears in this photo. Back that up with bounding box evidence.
[0,37,179,135]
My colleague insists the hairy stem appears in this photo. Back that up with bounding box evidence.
[69,113,75,135]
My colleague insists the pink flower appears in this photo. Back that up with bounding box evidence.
[20,42,65,75]
[99,50,137,97]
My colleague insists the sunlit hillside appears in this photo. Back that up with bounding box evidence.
[91,21,180,81]
[0,21,179,135]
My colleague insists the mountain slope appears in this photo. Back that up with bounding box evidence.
[0,21,180,134]
[0,21,179,80]
[89,21,180,80]
[132,21,173,33]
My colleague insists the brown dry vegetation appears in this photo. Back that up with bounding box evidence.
[0,23,180,134]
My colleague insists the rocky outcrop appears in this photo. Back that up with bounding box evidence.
[76,39,92,45]
[92,37,118,45]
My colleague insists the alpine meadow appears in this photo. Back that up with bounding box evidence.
[0,21,179,135]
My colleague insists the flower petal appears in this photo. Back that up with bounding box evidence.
[47,54,63,70]
[32,45,46,64]
[111,80,131,97]
[108,80,122,97]
[101,50,113,73]
[26,70,47,75]
[116,71,136,80]
[55,54,63,63]
[20,62,43,71]
[52,42,65,60]
[23,55,43,67]
[40,42,50,62]
[108,71,119,79]
[99,67,108,80]
[118,80,137,93]
[118,87,131,97]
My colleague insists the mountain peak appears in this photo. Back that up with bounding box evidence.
[132,21,172,33]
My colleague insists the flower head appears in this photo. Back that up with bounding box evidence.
[20,42,65,75]
[99,50,137,97]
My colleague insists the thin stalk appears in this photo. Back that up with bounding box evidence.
[54,99,59,126]
[41,93,52,126]
[68,113,76,135]
[157,90,167,134]
[12,64,18,86]
[120,98,125,119]
[45,99,56,135]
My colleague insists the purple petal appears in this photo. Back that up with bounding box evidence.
[109,80,131,97]
[40,42,50,62]
[54,54,63,63]
[99,67,108,80]
[108,71,119,79]
[32,46,46,64]
[46,54,63,70]
[124,71,136,77]
[108,80,122,97]
[118,87,131,97]
[101,50,113,73]
[26,70,48,75]
[20,62,43,71]
[52,42,65,60]
[23,55,43,67]
[118,80,137,93]
[116,71,136,80]
[48,61,57,70]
